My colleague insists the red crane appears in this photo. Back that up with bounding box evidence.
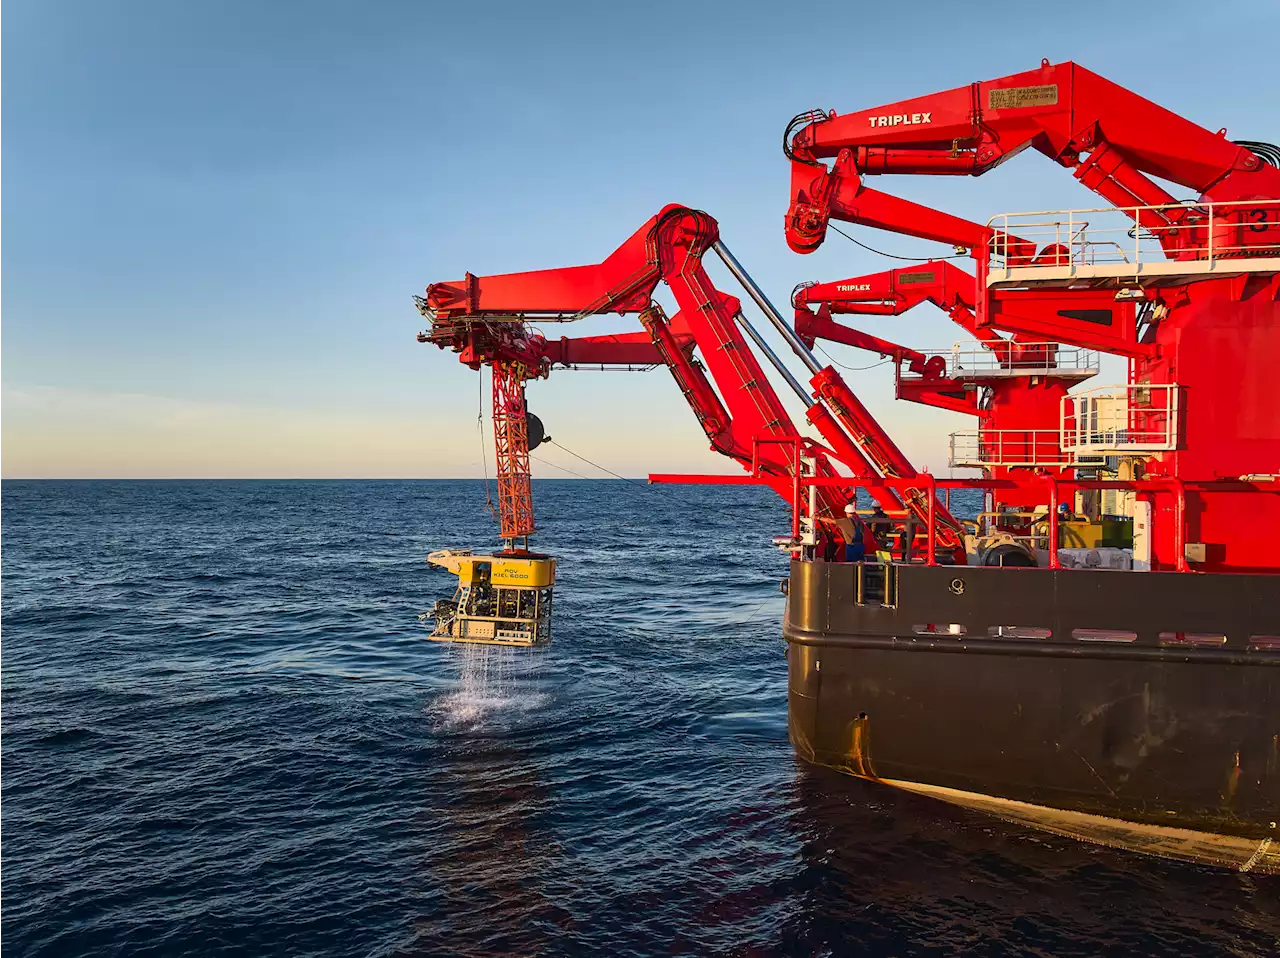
[792,260,1092,395]
[784,61,1280,573]
[785,59,1280,256]
[418,205,969,562]
[792,263,1101,517]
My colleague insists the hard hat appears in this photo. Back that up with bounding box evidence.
[843,503,857,516]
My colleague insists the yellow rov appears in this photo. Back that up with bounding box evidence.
[425,549,556,647]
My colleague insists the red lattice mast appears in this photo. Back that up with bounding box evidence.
[491,362,535,547]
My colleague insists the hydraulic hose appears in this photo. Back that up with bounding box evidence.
[1235,140,1280,168]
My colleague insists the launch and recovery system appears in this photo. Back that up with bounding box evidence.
[415,61,1280,871]
[422,358,557,646]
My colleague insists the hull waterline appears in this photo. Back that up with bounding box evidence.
[783,560,1280,872]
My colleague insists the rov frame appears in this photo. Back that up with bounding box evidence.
[425,550,555,647]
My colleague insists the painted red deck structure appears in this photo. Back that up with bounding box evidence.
[782,59,1280,572]
[418,60,1280,572]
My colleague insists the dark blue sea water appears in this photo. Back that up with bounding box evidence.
[3,479,1277,957]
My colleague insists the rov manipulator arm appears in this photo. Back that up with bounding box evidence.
[418,204,968,562]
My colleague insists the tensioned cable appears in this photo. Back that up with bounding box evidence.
[829,223,968,262]
[545,438,649,488]
[529,454,593,481]
[816,344,894,372]
[731,593,780,626]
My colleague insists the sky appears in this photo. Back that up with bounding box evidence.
[3,0,1276,478]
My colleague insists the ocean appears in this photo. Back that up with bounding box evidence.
[3,479,1277,957]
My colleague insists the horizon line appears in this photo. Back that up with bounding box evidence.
[0,475,661,482]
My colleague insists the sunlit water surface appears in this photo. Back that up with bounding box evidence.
[3,480,1277,957]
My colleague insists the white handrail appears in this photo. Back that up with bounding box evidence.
[1060,384,1180,453]
[949,429,1085,468]
[907,341,1099,379]
[986,198,1280,283]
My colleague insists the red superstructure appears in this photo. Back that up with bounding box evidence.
[784,60,1280,573]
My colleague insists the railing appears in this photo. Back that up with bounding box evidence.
[949,429,1094,468]
[917,341,1099,379]
[986,198,1280,284]
[649,470,1280,572]
[1060,384,1180,454]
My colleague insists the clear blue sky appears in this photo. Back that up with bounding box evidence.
[4,0,1275,477]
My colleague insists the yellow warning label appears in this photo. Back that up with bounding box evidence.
[988,84,1059,110]
[898,271,936,286]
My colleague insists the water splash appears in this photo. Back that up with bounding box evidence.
[433,642,548,728]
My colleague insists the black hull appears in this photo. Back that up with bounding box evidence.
[783,561,1280,872]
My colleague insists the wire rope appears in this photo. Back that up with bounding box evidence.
[815,344,894,372]
[529,454,593,481]
[544,439,648,487]
[829,223,968,262]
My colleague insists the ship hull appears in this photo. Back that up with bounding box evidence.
[783,560,1280,872]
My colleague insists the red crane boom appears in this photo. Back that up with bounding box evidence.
[418,205,969,561]
[785,59,1280,257]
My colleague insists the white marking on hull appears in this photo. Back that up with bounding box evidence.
[1240,837,1273,873]
[880,777,1280,874]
